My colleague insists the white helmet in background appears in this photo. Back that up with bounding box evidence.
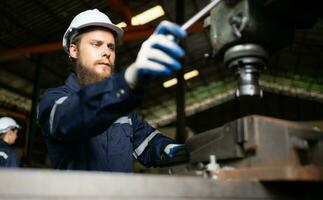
[0,117,21,134]
[62,9,124,54]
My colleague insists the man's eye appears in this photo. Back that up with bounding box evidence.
[108,45,115,51]
[91,42,100,47]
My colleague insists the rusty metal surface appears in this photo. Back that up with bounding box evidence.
[214,165,323,181]
[0,169,323,199]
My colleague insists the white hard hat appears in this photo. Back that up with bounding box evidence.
[0,117,21,134]
[62,9,124,54]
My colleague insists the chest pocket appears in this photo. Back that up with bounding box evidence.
[107,116,133,156]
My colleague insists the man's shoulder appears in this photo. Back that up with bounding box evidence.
[128,111,151,127]
[128,111,139,119]
[39,83,74,107]
[43,85,71,97]
[43,73,78,97]
[0,141,13,154]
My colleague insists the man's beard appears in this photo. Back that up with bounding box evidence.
[75,59,114,86]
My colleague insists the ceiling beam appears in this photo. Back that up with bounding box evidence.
[0,21,204,57]
[0,42,62,57]
[106,0,133,24]
[0,108,29,121]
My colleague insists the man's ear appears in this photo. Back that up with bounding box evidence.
[69,44,79,59]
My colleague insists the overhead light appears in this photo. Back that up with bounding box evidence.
[116,5,165,28]
[131,5,165,26]
[163,70,199,88]
[184,70,199,80]
[163,78,178,88]
[116,22,127,28]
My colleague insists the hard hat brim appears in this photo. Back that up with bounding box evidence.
[0,125,21,134]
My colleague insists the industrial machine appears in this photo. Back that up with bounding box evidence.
[159,115,323,181]
[156,1,323,181]
[155,2,323,191]
[206,0,320,97]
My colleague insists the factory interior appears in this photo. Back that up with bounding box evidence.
[0,0,323,199]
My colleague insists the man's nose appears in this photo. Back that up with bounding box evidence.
[101,46,112,57]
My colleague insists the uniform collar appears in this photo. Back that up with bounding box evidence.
[65,73,81,92]
[0,140,10,146]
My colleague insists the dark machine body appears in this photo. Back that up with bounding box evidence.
[157,115,323,199]
[207,0,321,97]
[158,0,323,178]
[188,115,323,168]
[161,116,323,179]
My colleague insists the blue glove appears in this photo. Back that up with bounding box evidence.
[164,144,186,159]
[125,21,187,89]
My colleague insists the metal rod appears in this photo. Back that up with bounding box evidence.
[181,0,222,31]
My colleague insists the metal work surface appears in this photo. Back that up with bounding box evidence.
[0,169,323,199]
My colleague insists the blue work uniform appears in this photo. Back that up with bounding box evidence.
[38,72,175,172]
[0,140,18,167]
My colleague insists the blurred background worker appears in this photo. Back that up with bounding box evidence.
[38,9,186,172]
[0,117,21,167]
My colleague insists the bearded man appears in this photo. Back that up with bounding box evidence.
[37,9,187,171]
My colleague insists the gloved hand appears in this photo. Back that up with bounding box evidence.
[164,144,186,159]
[125,21,187,89]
